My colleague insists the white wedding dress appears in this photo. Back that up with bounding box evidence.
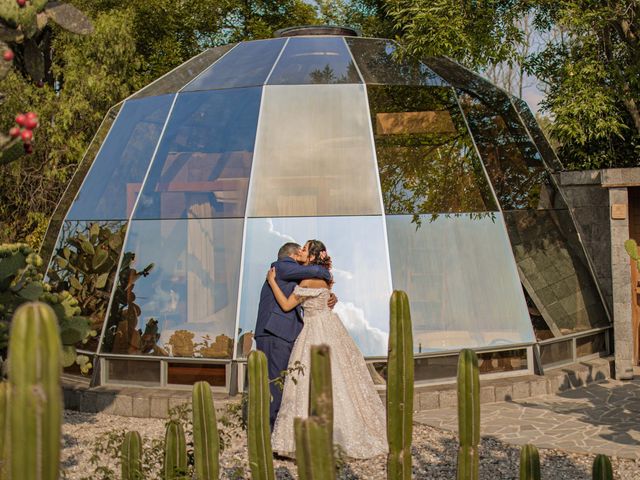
[271,286,388,459]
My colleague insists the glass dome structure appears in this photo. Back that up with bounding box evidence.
[43,29,611,389]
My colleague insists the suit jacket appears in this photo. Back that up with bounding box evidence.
[255,257,332,343]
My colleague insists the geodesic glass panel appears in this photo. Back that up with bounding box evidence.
[247,84,382,217]
[367,85,497,214]
[237,216,391,358]
[133,88,261,219]
[41,104,122,266]
[267,37,361,84]
[346,37,447,86]
[46,220,128,352]
[132,45,236,99]
[67,95,174,221]
[100,218,243,358]
[387,213,534,353]
[183,39,285,91]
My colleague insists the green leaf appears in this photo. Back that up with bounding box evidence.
[108,233,122,250]
[69,276,82,291]
[17,282,43,301]
[96,272,109,289]
[55,256,68,269]
[89,222,100,239]
[92,249,108,270]
[61,345,77,367]
[0,252,25,282]
[81,240,95,255]
[63,247,71,259]
[60,316,91,345]
[23,38,45,81]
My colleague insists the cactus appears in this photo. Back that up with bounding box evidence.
[247,350,275,480]
[387,290,414,480]
[6,302,62,480]
[625,239,640,270]
[294,416,336,480]
[592,454,613,480]
[121,431,143,480]
[192,381,220,480]
[0,382,8,476]
[163,420,187,480]
[519,444,541,480]
[457,348,480,480]
[308,345,333,440]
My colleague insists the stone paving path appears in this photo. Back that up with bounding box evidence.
[414,378,640,459]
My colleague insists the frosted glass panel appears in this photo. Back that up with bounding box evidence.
[387,213,535,353]
[67,95,174,220]
[247,85,381,216]
[100,218,242,359]
[237,216,391,358]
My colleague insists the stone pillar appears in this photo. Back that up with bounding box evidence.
[609,187,635,380]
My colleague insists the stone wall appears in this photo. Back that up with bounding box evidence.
[555,170,613,311]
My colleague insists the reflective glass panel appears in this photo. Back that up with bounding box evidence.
[576,332,607,357]
[134,89,261,219]
[511,96,563,171]
[477,349,528,374]
[132,44,235,99]
[346,37,447,86]
[67,95,174,220]
[41,104,122,266]
[386,213,535,353]
[46,220,128,351]
[267,37,361,85]
[183,39,285,91]
[106,359,161,386]
[367,85,497,216]
[238,216,391,357]
[247,85,381,217]
[540,340,573,367]
[100,218,243,359]
[167,363,226,386]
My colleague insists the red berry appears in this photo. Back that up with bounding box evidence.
[24,117,38,130]
[3,50,14,62]
[9,127,20,138]
[25,112,38,121]
[15,114,26,127]
[35,80,44,88]
[23,143,33,154]
[21,129,33,143]
[17,0,26,7]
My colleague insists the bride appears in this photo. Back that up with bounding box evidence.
[266,239,387,459]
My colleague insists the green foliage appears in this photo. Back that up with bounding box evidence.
[192,381,220,480]
[519,444,541,480]
[0,243,92,369]
[247,349,275,480]
[121,431,143,480]
[625,239,640,270]
[457,349,480,480]
[592,454,613,480]
[5,302,62,480]
[387,290,414,480]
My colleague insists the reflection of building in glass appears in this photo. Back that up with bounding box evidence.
[43,27,611,390]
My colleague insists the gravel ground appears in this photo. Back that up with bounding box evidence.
[61,410,640,479]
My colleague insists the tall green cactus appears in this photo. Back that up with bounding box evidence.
[294,416,336,480]
[163,420,187,480]
[592,454,613,480]
[192,381,219,480]
[121,431,143,480]
[247,350,275,480]
[0,382,8,477]
[387,290,414,480]
[519,444,541,480]
[308,345,333,440]
[457,348,480,480]
[7,302,62,480]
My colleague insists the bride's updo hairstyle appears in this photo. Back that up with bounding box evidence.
[306,239,332,269]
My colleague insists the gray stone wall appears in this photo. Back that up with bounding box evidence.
[556,171,613,311]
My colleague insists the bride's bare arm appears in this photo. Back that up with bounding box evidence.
[267,267,301,312]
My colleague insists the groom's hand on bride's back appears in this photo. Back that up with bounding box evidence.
[328,292,337,310]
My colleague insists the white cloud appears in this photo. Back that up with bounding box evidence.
[334,302,388,357]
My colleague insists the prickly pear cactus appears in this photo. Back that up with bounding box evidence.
[624,239,640,271]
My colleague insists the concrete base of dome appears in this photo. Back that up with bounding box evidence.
[62,357,614,418]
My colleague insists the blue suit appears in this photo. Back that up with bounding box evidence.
[254,256,331,429]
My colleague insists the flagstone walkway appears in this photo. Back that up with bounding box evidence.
[414,378,640,459]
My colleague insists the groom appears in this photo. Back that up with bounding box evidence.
[255,241,336,430]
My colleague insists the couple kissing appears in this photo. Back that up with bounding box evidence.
[255,240,387,459]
